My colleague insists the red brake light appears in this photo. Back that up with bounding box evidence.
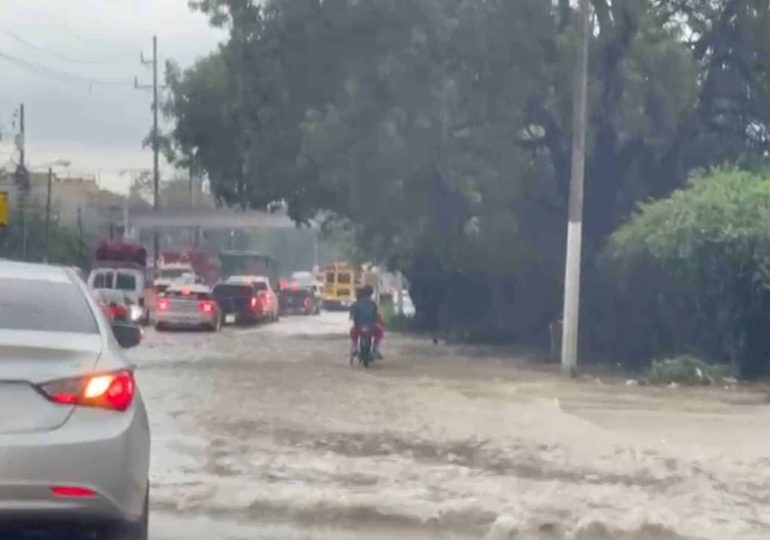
[39,371,135,412]
[199,300,215,313]
[51,486,96,498]
[111,305,128,319]
[250,296,259,309]
[156,299,170,311]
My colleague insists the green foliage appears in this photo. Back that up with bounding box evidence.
[380,301,416,332]
[607,168,770,377]
[645,355,738,386]
[0,202,90,268]
[165,0,770,352]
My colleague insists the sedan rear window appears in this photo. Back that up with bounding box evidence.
[167,290,212,300]
[213,284,253,297]
[0,279,98,334]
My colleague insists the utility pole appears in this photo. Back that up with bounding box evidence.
[44,167,52,262]
[76,205,84,268]
[560,0,591,374]
[16,103,30,260]
[136,35,161,270]
[19,104,25,169]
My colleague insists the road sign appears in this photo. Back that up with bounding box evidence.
[0,191,7,227]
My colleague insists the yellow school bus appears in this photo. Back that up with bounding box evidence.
[322,262,363,309]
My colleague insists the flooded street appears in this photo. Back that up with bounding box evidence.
[130,313,770,540]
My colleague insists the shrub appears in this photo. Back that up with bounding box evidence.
[605,167,770,378]
[646,355,738,385]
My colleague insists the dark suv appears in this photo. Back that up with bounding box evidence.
[279,284,322,316]
[212,282,263,325]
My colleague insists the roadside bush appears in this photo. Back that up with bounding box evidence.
[645,355,738,386]
[605,167,770,378]
[380,301,417,332]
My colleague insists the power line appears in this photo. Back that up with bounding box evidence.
[0,50,132,87]
[0,27,120,64]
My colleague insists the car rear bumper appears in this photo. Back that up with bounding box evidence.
[0,394,150,525]
[222,309,266,322]
[155,312,217,327]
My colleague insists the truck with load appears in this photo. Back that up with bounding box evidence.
[87,239,151,324]
[156,248,221,291]
[219,250,280,291]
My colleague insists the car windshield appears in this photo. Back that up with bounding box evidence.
[161,268,189,279]
[0,279,98,334]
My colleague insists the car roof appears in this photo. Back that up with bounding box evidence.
[0,260,73,284]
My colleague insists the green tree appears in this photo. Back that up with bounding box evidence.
[0,201,90,268]
[168,0,770,347]
[606,167,770,377]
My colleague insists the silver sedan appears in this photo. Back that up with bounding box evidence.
[153,283,222,332]
[0,261,150,539]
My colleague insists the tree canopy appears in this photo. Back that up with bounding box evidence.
[163,0,770,349]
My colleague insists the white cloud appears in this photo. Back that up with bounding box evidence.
[0,0,225,192]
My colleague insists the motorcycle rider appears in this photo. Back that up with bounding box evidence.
[349,284,384,360]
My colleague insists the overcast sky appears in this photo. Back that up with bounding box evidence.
[0,0,225,192]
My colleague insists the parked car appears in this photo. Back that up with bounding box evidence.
[280,283,322,316]
[0,260,149,539]
[213,279,277,325]
[225,275,280,321]
[153,283,222,332]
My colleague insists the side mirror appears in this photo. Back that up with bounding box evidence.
[112,323,142,349]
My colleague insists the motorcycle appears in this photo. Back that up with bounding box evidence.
[354,325,375,368]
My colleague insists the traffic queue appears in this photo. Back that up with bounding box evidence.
[87,239,324,332]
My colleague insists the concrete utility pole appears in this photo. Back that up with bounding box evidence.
[136,35,161,269]
[44,167,52,262]
[560,0,591,374]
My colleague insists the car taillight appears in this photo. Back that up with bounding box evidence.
[38,371,135,412]
[156,299,170,311]
[250,296,259,309]
[199,300,215,313]
[111,305,128,319]
[51,486,97,498]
